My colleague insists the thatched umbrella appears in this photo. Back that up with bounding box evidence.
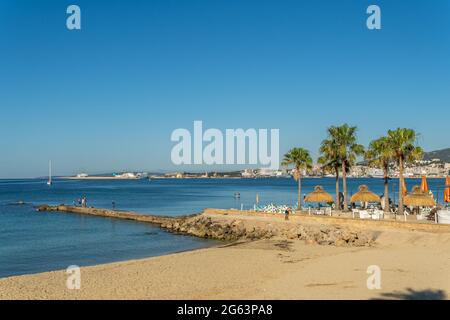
[350,185,381,203]
[304,186,333,203]
[404,186,436,207]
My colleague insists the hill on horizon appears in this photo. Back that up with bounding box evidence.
[424,148,450,162]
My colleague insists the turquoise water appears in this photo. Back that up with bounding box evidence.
[0,177,446,278]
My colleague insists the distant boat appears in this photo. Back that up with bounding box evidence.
[369,169,384,178]
[47,160,52,186]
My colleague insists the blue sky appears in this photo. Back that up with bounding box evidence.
[0,0,449,178]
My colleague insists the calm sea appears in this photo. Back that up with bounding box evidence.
[0,177,446,278]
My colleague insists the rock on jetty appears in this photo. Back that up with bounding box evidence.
[37,205,375,247]
[161,215,375,247]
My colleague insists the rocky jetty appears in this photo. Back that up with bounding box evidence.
[36,205,184,225]
[37,205,375,247]
[161,215,375,247]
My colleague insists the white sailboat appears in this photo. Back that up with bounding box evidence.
[47,160,52,186]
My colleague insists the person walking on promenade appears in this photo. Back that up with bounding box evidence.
[284,207,291,220]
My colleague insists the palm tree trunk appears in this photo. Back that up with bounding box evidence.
[383,165,389,213]
[398,157,404,215]
[297,173,302,210]
[342,162,348,211]
[335,167,340,210]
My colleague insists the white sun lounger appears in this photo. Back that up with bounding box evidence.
[437,210,450,224]
[359,210,371,219]
[371,209,384,220]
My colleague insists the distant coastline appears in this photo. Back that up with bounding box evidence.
[58,175,447,181]
[61,176,140,180]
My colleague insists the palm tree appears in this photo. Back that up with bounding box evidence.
[387,128,424,215]
[365,136,394,213]
[318,139,341,210]
[326,124,365,211]
[282,148,313,210]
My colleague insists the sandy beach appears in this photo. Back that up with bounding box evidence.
[1,212,449,300]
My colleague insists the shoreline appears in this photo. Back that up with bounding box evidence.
[2,206,449,299]
[0,238,224,281]
[1,229,450,299]
[37,205,450,235]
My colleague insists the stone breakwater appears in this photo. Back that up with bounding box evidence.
[37,205,375,247]
[37,204,187,225]
[160,215,376,247]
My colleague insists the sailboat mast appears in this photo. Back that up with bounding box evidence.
[49,160,52,184]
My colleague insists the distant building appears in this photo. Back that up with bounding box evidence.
[241,169,255,178]
[350,165,367,178]
[114,172,137,179]
[257,168,287,177]
[258,168,276,177]
[164,172,184,178]
[367,168,384,178]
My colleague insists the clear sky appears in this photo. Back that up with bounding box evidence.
[0,0,449,178]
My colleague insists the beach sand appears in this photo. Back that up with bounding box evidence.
[1,214,450,300]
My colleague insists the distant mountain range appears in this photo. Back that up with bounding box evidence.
[356,148,450,166]
[424,148,450,163]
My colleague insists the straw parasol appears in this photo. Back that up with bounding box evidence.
[404,186,436,207]
[420,176,429,193]
[350,185,381,203]
[444,176,450,203]
[304,186,333,203]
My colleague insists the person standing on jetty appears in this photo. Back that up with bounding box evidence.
[81,196,87,208]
